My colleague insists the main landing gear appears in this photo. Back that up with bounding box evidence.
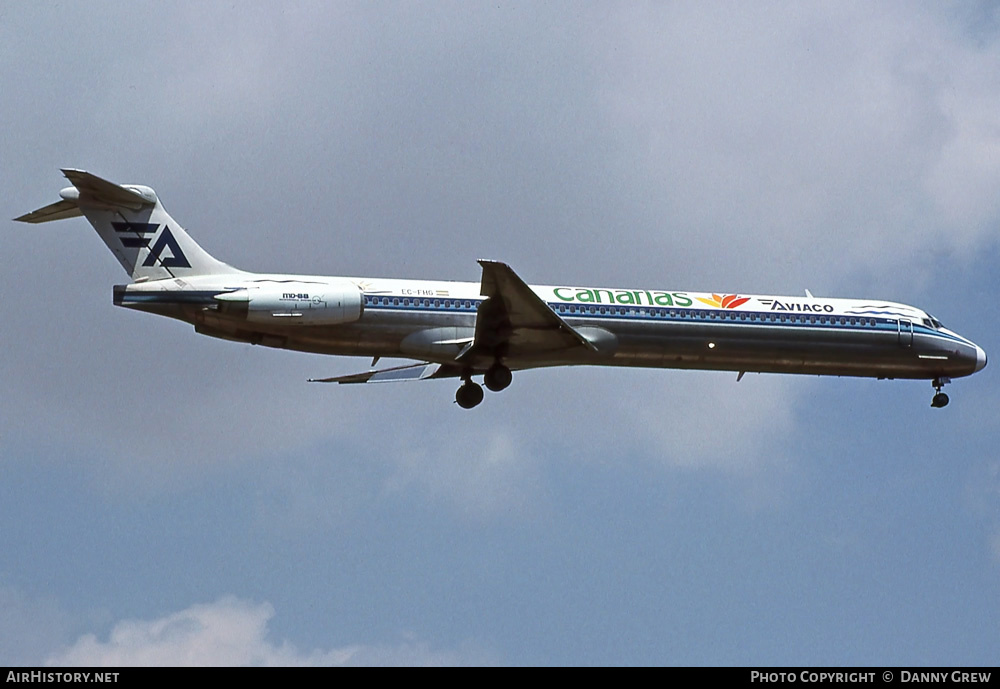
[455,363,512,409]
[931,377,951,408]
[455,379,484,409]
[484,363,512,392]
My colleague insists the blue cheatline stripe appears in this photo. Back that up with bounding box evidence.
[358,294,972,346]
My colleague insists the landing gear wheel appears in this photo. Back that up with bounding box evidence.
[930,377,951,408]
[456,381,484,409]
[931,392,949,408]
[484,364,512,392]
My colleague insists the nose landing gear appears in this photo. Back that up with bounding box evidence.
[931,377,951,408]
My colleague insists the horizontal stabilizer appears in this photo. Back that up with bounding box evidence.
[309,362,444,384]
[15,169,155,224]
[13,199,83,224]
[60,168,154,210]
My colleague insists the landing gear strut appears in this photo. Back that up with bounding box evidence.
[455,379,484,409]
[931,377,950,408]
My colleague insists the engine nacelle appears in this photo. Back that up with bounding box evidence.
[215,281,363,326]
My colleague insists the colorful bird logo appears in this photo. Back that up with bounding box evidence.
[696,294,751,309]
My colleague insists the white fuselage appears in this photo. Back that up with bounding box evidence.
[20,170,986,409]
[116,272,987,382]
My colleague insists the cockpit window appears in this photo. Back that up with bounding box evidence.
[925,315,944,330]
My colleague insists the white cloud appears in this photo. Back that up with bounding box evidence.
[598,3,1000,292]
[47,597,492,667]
[626,372,799,471]
[381,423,546,519]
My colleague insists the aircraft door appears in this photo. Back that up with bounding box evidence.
[897,319,913,347]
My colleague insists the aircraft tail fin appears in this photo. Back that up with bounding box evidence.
[15,169,241,281]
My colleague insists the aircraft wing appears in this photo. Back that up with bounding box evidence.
[460,259,597,361]
[309,362,460,384]
[311,261,598,385]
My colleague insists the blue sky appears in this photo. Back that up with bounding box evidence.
[1,1,998,665]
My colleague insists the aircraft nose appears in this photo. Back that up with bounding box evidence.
[975,344,987,373]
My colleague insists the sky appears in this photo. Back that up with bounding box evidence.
[1,1,999,666]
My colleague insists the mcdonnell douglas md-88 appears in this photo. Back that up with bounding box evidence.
[17,170,987,408]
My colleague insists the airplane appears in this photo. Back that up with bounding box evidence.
[16,169,987,409]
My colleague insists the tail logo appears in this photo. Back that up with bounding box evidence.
[143,228,191,268]
[113,222,191,268]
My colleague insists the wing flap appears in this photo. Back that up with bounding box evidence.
[309,362,445,384]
